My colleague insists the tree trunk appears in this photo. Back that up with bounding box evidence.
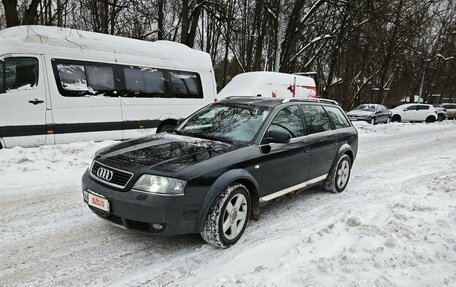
[2,0,20,27]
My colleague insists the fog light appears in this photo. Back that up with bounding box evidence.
[152,223,163,230]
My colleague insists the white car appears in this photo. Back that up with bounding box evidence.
[390,104,438,123]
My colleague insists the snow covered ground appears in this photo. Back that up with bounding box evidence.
[1,121,456,286]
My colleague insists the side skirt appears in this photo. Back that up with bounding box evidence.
[259,174,328,203]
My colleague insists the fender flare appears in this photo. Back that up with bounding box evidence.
[324,144,354,187]
[194,169,259,232]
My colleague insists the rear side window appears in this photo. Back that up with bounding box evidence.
[406,105,418,110]
[1,57,38,93]
[417,105,429,110]
[325,106,350,129]
[124,66,166,96]
[268,105,305,138]
[302,104,332,134]
[170,71,202,98]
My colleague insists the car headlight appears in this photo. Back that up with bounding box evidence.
[132,175,186,195]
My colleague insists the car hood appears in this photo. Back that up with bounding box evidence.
[96,133,240,176]
[347,110,373,117]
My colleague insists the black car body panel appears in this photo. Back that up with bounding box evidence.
[82,98,358,236]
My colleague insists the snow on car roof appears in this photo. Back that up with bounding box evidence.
[0,25,212,71]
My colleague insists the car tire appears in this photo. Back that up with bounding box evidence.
[392,115,401,122]
[425,116,436,123]
[201,183,251,248]
[385,117,390,124]
[370,117,376,125]
[437,114,445,122]
[324,154,352,194]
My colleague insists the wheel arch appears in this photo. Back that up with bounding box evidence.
[194,169,259,232]
[337,143,354,164]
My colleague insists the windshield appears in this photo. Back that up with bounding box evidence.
[354,104,376,112]
[176,103,271,144]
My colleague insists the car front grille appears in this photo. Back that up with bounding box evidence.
[90,161,134,189]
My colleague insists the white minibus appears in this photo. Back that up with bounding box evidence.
[0,25,216,148]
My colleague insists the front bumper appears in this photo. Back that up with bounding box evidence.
[81,170,198,235]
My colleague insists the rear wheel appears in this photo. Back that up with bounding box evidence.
[425,116,436,123]
[392,115,401,122]
[157,123,176,133]
[385,117,391,124]
[324,154,352,193]
[201,183,251,248]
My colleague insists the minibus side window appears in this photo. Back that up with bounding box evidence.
[0,60,4,93]
[56,64,88,91]
[170,71,203,98]
[3,57,38,93]
[55,61,116,96]
[123,66,166,97]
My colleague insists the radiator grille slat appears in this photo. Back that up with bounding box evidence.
[90,161,134,189]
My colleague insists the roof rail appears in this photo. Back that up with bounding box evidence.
[282,98,339,105]
[221,95,263,101]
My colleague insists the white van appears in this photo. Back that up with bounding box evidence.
[216,71,317,101]
[0,25,216,148]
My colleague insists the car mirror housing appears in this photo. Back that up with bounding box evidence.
[266,130,290,144]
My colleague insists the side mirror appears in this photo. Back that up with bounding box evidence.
[265,130,290,144]
[375,110,381,114]
[403,109,408,112]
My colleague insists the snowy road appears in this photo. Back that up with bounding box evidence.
[1,121,456,286]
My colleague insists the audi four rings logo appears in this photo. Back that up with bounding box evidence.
[97,167,113,181]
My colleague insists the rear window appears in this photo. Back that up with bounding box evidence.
[1,57,38,93]
[302,104,332,134]
[325,106,350,129]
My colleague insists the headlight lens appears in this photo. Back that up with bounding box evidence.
[132,175,186,195]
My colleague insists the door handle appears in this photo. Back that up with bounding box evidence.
[28,98,44,105]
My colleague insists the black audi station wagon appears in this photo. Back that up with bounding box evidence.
[82,97,358,248]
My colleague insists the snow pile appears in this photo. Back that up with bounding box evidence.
[0,140,114,193]
[352,120,456,137]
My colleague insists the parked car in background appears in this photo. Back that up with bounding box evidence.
[433,105,448,122]
[346,104,392,125]
[440,103,456,119]
[216,72,317,101]
[390,104,437,123]
[82,97,358,248]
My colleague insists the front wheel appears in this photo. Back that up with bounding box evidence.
[201,183,251,248]
[324,154,352,193]
[370,117,376,125]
